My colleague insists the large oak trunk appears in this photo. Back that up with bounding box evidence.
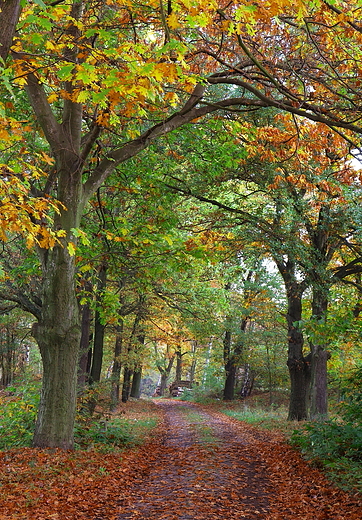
[309,287,330,419]
[32,246,81,448]
[309,346,330,420]
[276,260,309,420]
[286,289,309,420]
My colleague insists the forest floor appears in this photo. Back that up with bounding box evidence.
[0,399,360,520]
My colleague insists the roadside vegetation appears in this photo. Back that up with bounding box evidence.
[0,378,162,452]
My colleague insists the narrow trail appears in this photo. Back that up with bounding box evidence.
[116,400,361,520]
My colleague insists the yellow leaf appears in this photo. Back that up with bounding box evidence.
[41,151,55,165]
[67,242,76,256]
[163,235,173,246]
[167,12,180,29]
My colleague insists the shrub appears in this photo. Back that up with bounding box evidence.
[291,421,362,462]
[291,365,362,492]
[338,365,362,423]
[74,417,134,449]
[0,378,41,449]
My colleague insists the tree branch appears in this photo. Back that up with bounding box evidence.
[25,73,65,155]
[0,0,21,62]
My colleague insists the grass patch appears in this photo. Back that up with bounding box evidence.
[177,407,219,447]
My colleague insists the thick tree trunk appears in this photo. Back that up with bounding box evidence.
[309,346,330,419]
[276,259,309,421]
[159,372,169,396]
[286,288,309,420]
[32,246,81,449]
[157,355,174,396]
[122,367,132,403]
[130,367,142,398]
[223,329,235,400]
[240,364,254,399]
[0,0,21,61]
[309,287,330,420]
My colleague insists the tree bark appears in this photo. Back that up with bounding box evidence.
[32,246,80,449]
[110,316,123,410]
[89,262,107,384]
[157,354,174,396]
[175,346,182,382]
[309,287,330,420]
[122,367,132,403]
[130,367,142,398]
[223,328,236,400]
[0,0,21,62]
[78,280,92,389]
[276,259,309,420]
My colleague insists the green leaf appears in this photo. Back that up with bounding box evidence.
[33,0,47,9]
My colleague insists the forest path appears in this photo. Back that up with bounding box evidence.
[116,400,361,520]
[118,400,269,520]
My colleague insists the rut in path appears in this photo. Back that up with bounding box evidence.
[117,400,270,520]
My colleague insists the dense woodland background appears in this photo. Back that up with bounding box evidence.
[0,0,362,494]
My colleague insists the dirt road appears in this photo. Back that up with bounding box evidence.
[116,400,361,520]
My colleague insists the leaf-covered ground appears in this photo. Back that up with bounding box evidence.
[0,399,360,519]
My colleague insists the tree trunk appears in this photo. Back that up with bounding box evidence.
[130,367,142,398]
[89,262,107,384]
[157,355,175,396]
[188,341,197,383]
[32,246,81,449]
[276,259,309,421]
[110,316,123,410]
[309,287,330,420]
[286,287,309,420]
[223,329,235,400]
[78,286,92,389]
[122,367,132,403]
[0,0,21,61]
[240,364,254,399]
[175,346,182,382]
[159,372,169,396]
[24,2,85,448]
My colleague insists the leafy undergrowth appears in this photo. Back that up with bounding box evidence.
[75,398,159,450]
[0,380,41,449]
[0,399,165,520]
[0,383,159,451]
[291,421,362,493]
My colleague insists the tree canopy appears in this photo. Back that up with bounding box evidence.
[1,0,362,448]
